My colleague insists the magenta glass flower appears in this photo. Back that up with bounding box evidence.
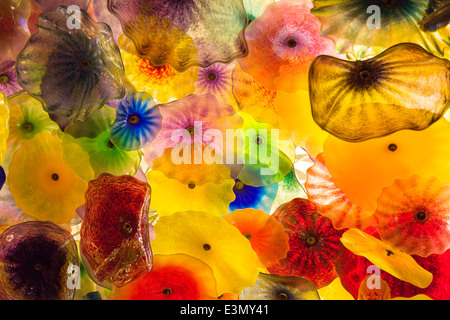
[107,0,249,71]
[16,6,125,131]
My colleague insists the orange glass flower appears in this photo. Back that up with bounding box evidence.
[323,118,450,212]
[110,254,218,300]
[223,208,289,268]
[374,175,450,257]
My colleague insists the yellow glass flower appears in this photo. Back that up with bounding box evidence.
[146,168,235,218]
[119,35,198,103]
[340,228,433,289]
[152,211,260,295]
[323,118,450,211]
[0,92,9,164]
[8,133,87,224]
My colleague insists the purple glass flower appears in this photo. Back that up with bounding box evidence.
[16,6,125,131]
[33,0,91,12]
[0,60,21,96]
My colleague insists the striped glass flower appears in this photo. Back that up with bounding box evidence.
[110,91,162,151]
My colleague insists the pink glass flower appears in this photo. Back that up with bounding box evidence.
[238,0,342,93]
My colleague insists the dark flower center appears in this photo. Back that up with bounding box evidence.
[122,221,133,234]
[416,211,427,221]
[388,143,397,152]
[22,122,34,132]
[349,60,385,90]
[203,243,211,251]
[0,74,8,84]
[286,38,297,48]
[186,125,195,136]
[207,72,217,81]
[235,180,244,190]
[163,288,172,295]
[306,236,316,245]
[81,58,90,70]
[127,113,141,125]
[188,182,196,189]
[107,140,115,149]
[244,233,252,240]
[51,173,59,181]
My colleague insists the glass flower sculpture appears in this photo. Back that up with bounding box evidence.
[118,34,198,103]
[16,6,125,130]
[80,173,153,289]
[143,93,243,167]
[374,175,450,257]
[267,198,344,289]
[62,105,141,179]
[322,118,450,212]
[152,211,260,295]
[0,221,79,300]
[223,208,289,268]
[147,143,236,217]
[109,254,218,300]
[305,153,377,230]
[243,0,275,21]
[108,0,248,71]
[8,133,87,225]
[194,62,238,110]
[109,91,162,151]
[239,273,320,300]
[231,64,279,126]
[0,60,21,97]
[335,227,450,299]
[238,0,343,93]
[309,43,450,142]
[311,0,450,58]
[229,179,278,214]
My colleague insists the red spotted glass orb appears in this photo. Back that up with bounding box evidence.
[80,173,153,288]
[267,198,344,288]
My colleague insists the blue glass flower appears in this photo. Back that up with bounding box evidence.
[229,179,278,214]
[110,91,162,151]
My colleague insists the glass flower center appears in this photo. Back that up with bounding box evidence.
[416,211,427,221]
[163,288,172,295]
[127,113,141,125]
[278,292,288,300]
[255,137,263,145]
[235,180,244,190]
[388,143,397,152]
[81,58,90,70]
[207,72,217,81]
[107,140,115,149]
[286,38,297,48]
[188,182,196,189]
[359,69,371,81]
[306,236,316,245]
[122,221,133,234]
[22,122,34,132]
[51,173,59,181]
[0,75,8,84]
[186,125,195,136]
[203,243,211,251]
[244,233,252,240]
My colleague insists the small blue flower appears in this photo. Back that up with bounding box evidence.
[229,179,278,214]
[110,91,162,151]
